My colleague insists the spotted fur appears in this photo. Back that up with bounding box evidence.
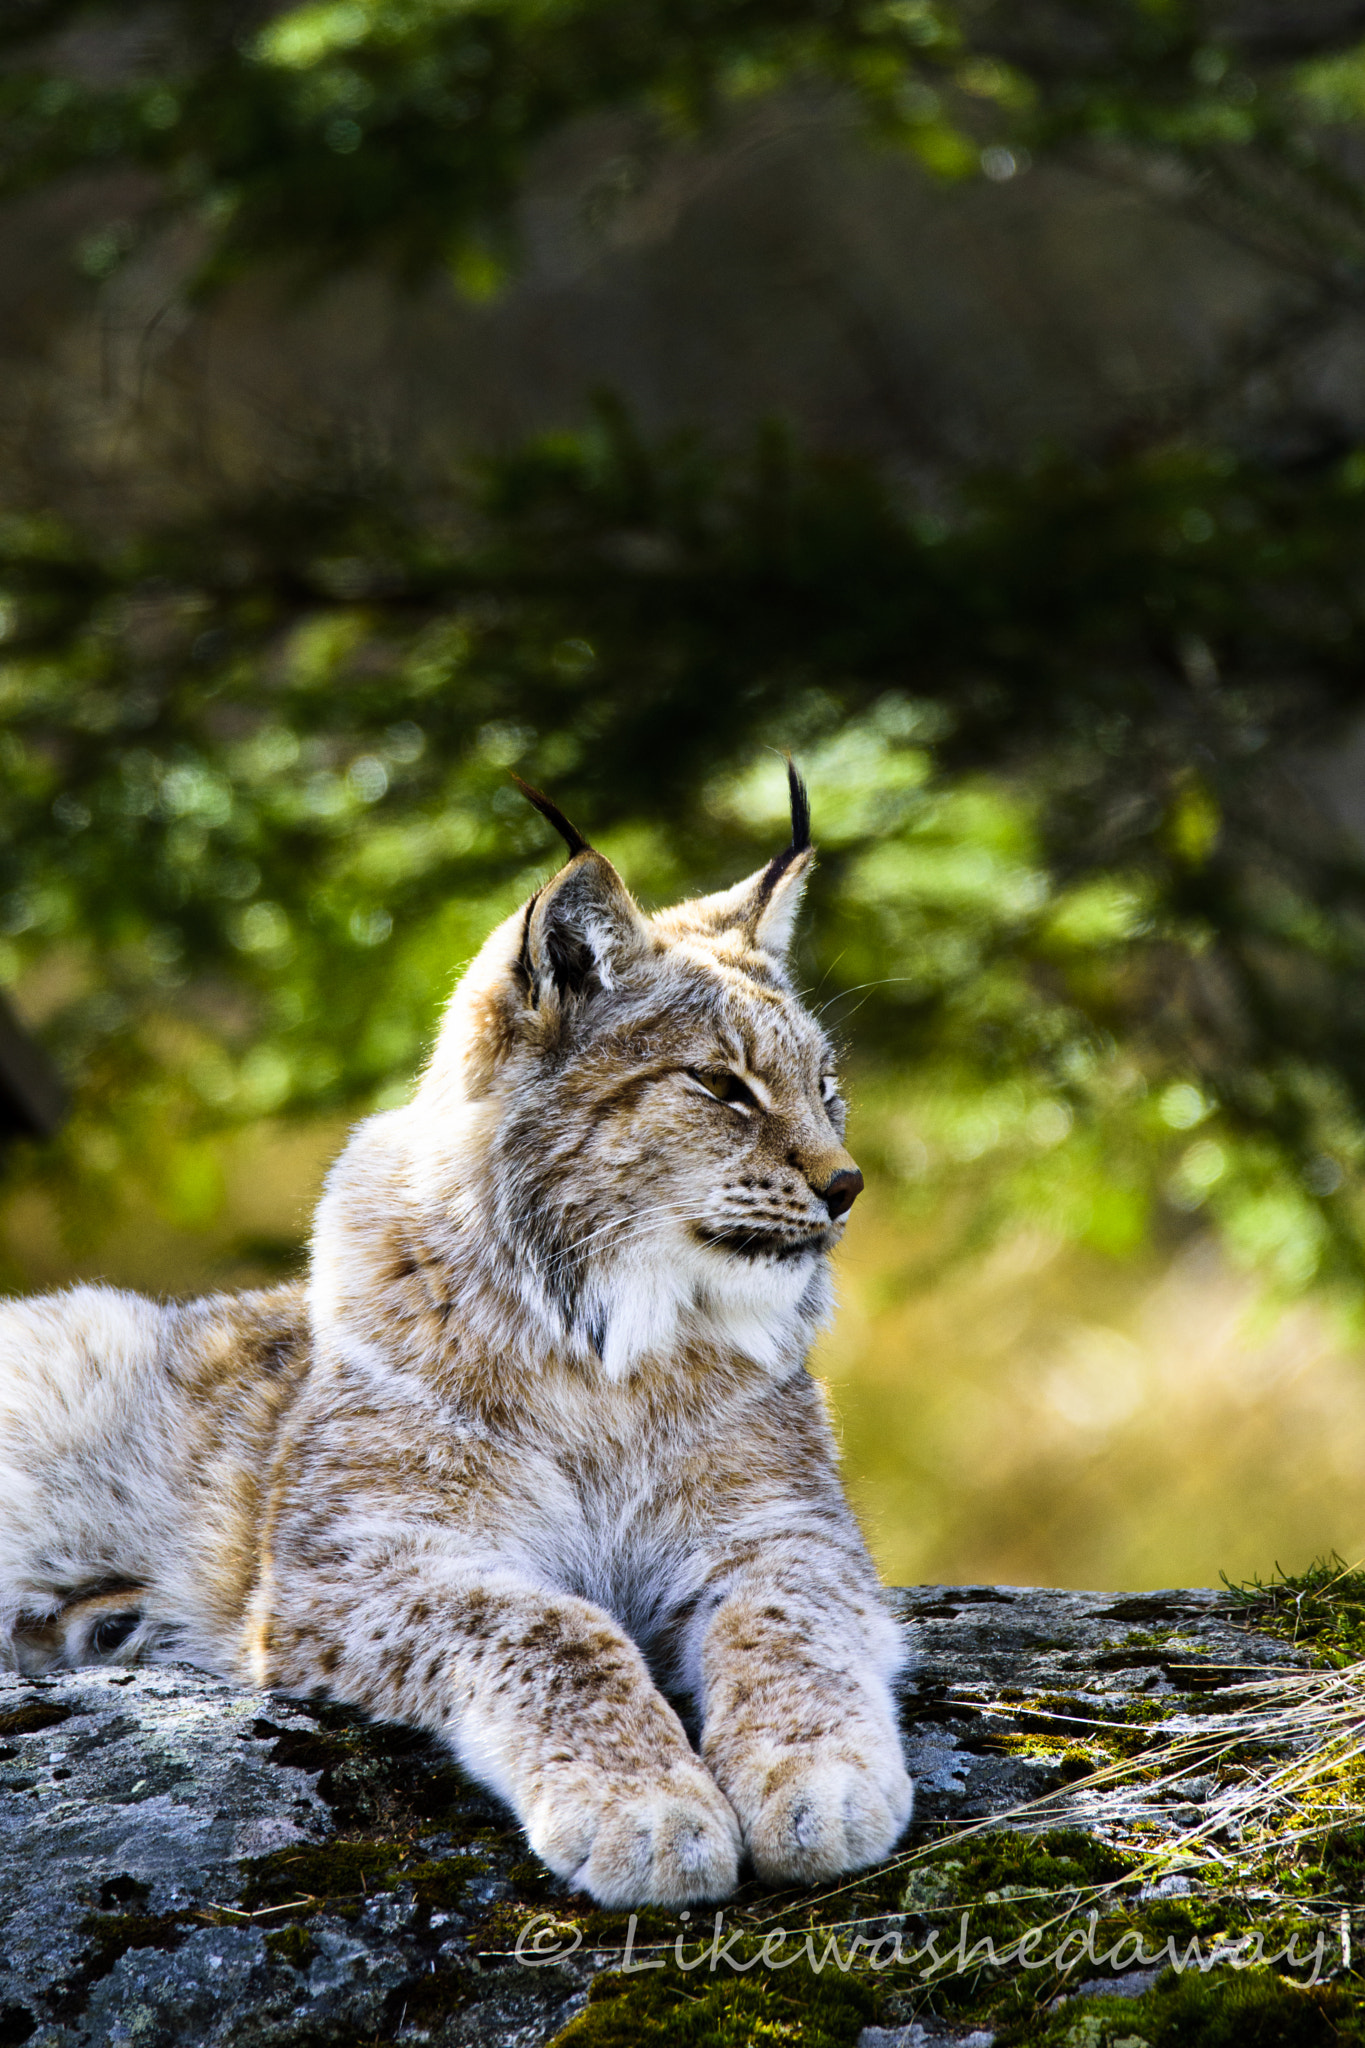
[0,774,912,1905]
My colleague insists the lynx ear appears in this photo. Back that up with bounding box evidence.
[508,778,649,1006]
[426,788,648,1099]
[520,851,649,1007]
[685,758,814,964]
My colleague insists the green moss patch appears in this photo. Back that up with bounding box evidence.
[250,1705,485,1837]
[379,1961,478,2034]
[999,1966,1364,2047]
[263,1924,317,1971]
[76,1910,191,1979]
[47,1908,195,2023]
[0,1702,72,1738]
[517,1832,1149,2046]
[237,1840,489,1922]
[1322,1828,1365,1905]
[1004,1696,1168,1749]
[901,1828,1134,1910]
[551,1959,881,2046]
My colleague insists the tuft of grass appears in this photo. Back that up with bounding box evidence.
[1224,1555,1365,1668]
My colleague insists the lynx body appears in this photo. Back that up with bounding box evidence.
[0,778,912,1906]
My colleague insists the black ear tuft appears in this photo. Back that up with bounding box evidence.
[513,891,539,998]
[755,754,812,909]
[786,754,811,855]
[511,775,591,860]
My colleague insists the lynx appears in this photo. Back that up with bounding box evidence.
[0,769,912,1907]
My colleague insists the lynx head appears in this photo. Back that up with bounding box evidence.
[411,765,861,1380]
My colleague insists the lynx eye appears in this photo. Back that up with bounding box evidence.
[91,1612,139,1656]
[688,1069,759,1113]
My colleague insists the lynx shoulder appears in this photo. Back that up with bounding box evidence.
[0,769,912,1906]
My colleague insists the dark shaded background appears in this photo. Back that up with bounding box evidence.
[6,0,1365,1585]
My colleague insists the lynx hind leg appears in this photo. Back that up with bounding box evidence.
[0,1286,176,1668]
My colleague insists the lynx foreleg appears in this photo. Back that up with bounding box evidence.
[264,1564,740,1908]
[693,1547,913,1887]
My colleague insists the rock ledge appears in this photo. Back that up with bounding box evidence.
[0,1587,1315,2047]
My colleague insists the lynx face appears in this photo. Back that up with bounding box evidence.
[410,769,864,1379]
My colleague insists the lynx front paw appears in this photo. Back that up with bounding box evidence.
[527,1762,742,1908]
[730,1743,914,1887]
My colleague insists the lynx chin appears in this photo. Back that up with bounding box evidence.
[0,766,912,1907]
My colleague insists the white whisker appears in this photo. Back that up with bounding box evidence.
[814,975,919,1020]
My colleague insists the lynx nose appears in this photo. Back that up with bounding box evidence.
[820,1168,864,1220]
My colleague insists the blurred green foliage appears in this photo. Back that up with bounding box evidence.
[5,409,1365,1307]
[6,2,1365,1306]
[8,1,1365,290]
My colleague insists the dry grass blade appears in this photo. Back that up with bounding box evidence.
[883,1657,1365,1899]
